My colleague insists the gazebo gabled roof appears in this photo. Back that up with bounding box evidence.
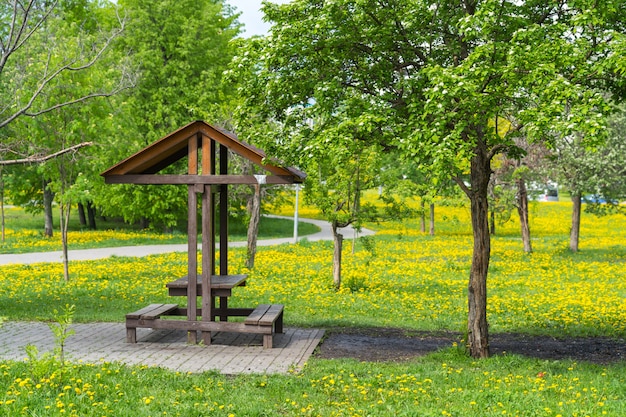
[101,120,305,184]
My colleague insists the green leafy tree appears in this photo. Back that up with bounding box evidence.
[301,115,388,289]
[550,108,626,252]
[1,2,132,274]
[233,39,410,288]
[96,0,241,230]
[490,138,553,252]
[0,0,131,243]
[239,0,624,357]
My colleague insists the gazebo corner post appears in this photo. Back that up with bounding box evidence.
[187,185,198,344]
[187,133,200,344]
[200,134,214,345]
[201,183,214,345]
[220,144,229,276]
[218,144,229,322]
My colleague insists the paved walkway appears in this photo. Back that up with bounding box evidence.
[0,322,324,375]
[0,216,372,374]
[0,215,374,266]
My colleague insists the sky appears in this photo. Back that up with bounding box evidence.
[227,0,292,37]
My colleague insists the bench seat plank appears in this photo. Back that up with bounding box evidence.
[244,304,271,325]
[140,303,179,320]
[259,304,284,326]
[126,304,170,320]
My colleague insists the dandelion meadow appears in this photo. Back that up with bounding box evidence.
[0,201,625,415]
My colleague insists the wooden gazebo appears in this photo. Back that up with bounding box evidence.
[101,120,305,347]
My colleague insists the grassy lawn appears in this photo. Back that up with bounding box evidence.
[0,201,625,415]
[1,351,623,416]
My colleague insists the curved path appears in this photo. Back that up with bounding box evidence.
[0,216,375,266]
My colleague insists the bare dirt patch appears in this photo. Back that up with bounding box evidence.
[316,328,626,365]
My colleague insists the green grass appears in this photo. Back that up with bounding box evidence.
[1,348,624,416]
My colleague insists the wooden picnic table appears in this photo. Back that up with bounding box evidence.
[166,274,247,297]
[166,274,249,322]
[125,273,285,348]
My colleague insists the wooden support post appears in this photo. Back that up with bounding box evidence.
[201,183,213,344]
[219,144,229,322]
[187,136,199,344]
[220,144,229,275]
[201,134,214,345]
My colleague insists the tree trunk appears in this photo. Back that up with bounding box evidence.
[43,179,54,237]
[429,203,435,236]
[467,145,491,359]
[516,178,532,253]
[489,209,496,235]
[332,223,343,290]
[0,194,4,243]
[1,168,5,243]
[77,203,87,225]
[87,201,97,230]
[570,194,582,252]
[60,201,71,282]
[245,184,262,269]
[420,200,426,233]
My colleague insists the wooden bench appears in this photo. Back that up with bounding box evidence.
[125,303,179,343]
[125,303,284,348]
[244,304,284,348]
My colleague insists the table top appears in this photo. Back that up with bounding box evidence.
[166,274,247,290]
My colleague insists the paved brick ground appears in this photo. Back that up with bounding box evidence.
[0,322,324,374]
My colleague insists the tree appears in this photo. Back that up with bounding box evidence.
[551,108,626,252]
[490,139,553,252]
[301,117,385,290]
[378,153,443,237]
[232,36,413,288]
[96,0,241,230]
[239,0,624,357]
[1,0,132,243]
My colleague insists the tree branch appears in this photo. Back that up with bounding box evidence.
[488,144,508,161]
[454,175,471,197]
[0,4,129,130]
[0,142,92,166]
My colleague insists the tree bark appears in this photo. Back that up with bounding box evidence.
[0,142,93,166]
[87,201,97,230]
[245,184,262,269]
[467,144,491,359]
[516,178,533,253]
[43,179,54,237]
[77,203,87,225]
[429,203,435,236]
[420,200,426,233]
[570,194,582,252]
[60,202,71,282]
[1,168,5,243]
[332,223,343,290]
